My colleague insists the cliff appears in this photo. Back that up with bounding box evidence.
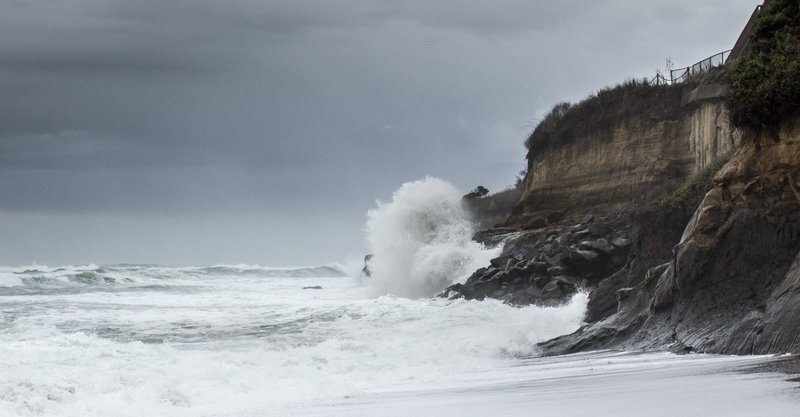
[450,100,800,355]
[448,0,800,355]
[540,115,800,354]
[462,187,522,230]
[507,79,738,229]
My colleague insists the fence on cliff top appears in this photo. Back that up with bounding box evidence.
[649,1,767,85]
[670,50,732,83]
[651,49,732,85]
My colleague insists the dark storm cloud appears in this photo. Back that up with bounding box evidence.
[0,0,760,265]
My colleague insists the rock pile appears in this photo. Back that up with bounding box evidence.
[440,216,631,306]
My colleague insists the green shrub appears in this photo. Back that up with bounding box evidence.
[654,157,729,222]
[524,102,571,150]
[463,185,489,200]
[730,0,800,129]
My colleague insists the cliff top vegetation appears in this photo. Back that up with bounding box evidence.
[730,0,800,130]
[522,75,714,157]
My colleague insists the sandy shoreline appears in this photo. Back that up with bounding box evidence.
[291,352,800,417]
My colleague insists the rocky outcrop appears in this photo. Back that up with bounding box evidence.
[507,93,739,229]
[540,116,800,355]
[440,215,631,307]
[462,187,522,229]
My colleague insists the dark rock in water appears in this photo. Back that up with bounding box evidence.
[545,247,570,266]
[542,280,559,292]
[303,286,323,290]
[361,254,374,278]
[507,285,544,305]
[443,215,630,308]
[546,265,569,276]
[552,275,580,286]
[532,276,550,288]
[505,267,528,279]
[541,280,566,300]
[561,249,605,278]
[440,283,483,300]
[472,267,488,277]
[525,261,550,274]
[489,255,515,269]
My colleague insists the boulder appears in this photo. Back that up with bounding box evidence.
[489,255,515,269]
[533,276,551,288]
[588,223,611,237]
[565,249,600,265]
[579,239,616,255]
[546,265,569,276]
[525,261,550,274]
[542,281,564,298]
[612,237,631,248]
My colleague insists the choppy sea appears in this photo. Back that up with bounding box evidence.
[1,264,798,417]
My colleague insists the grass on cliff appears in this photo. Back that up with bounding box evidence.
[653,157,729,223]
[730,0,800,130]
[524,78,685,156]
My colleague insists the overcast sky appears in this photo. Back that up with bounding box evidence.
[0,0,758,266]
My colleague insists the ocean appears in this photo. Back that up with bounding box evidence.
[1,264,798,417]
[1,178,798,416]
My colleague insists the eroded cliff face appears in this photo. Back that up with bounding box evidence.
[507,97,739,229]
[540,115,800,355]
[462,187,521,230]
[689,100,739,172]
[456,82,800,355]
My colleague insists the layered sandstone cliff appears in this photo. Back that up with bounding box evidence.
[540,115,800,354]
[455,0,800,356]
[507,87,739,229]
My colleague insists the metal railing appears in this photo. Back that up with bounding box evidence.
[668,50,732,83]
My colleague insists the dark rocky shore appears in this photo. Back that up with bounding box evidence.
[446,0,800,356]
[439,214,632,308]
[539,125,800,355]
[453,116,800,356]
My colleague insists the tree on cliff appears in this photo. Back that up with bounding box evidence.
[463,186,489,200]
[731,0,800,129]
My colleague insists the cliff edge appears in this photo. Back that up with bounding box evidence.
[451,0,800,355]
[507,77,737,229]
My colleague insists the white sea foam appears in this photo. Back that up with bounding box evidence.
[2,179,797,416]
[295,352,800,417]
[365,177,500,298]
[0,268,590,417]
[1,266,797,417]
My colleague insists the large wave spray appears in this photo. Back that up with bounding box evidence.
[365,177,500,298]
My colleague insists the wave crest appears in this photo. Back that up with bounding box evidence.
[365,177,500,298]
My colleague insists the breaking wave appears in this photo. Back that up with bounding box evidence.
[0,264,346,291]
[365,177,500,298]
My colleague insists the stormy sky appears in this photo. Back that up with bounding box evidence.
[0,0,758,266]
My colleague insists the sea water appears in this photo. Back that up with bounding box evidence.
[0,264,588,416]
[1,177,798,416]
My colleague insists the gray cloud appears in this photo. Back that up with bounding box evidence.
[0,0,760,265]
